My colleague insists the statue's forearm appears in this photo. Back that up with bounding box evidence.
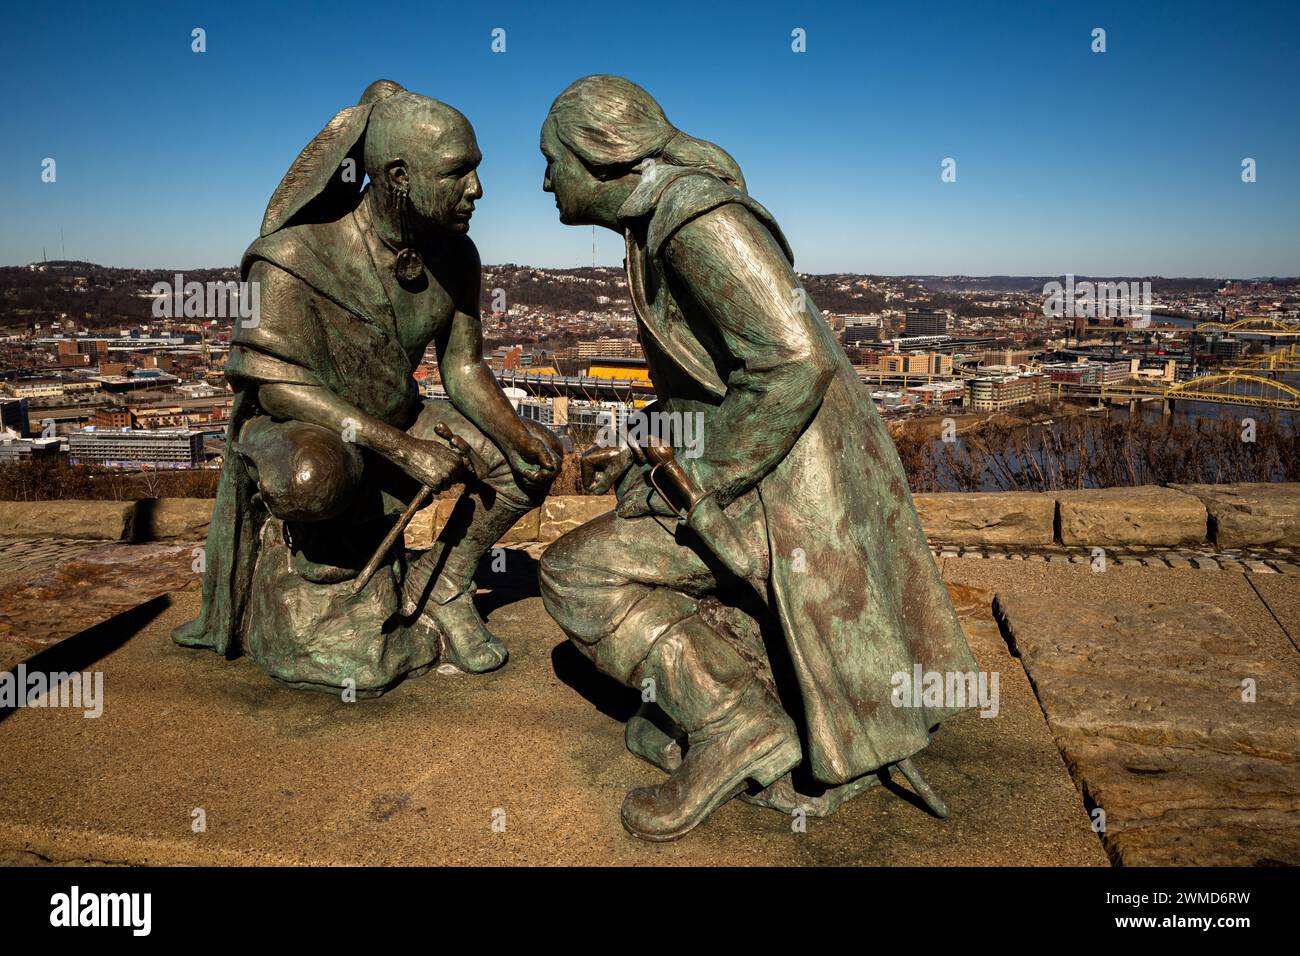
[443,360,532,453]
[662,206,838,505]
[257,382,417,470]
[437,304,533,456]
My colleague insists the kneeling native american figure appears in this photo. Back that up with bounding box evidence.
[174,80,561,693]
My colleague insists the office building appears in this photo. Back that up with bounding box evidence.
[968,372,1049,410]
[904,308,949,337]
[67,427,204,469]
[0,397,29,436]
[0,435,61,463]
[879,352,953,375]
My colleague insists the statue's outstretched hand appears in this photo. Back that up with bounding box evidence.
[507,420,562,488]
[580,443,633,495]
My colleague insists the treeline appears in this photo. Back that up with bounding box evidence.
[479,265,632,314]
[0,459,220,501]
[912,276,1289,295]
[8,263,1295,332]
[796,275,890,315]
[4,262,1022,329]
[893,413,1300,492]
[0,264,238,329]
[4,414,1295,502]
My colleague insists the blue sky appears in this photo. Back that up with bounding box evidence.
[2,0,1297,276]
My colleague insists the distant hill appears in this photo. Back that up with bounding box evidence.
[2,262,1291,329]
[908,275,1287,294]
[0,263,239,329]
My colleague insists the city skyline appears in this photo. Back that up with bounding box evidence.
[1,0,1298,887]
[3,0,1298,277]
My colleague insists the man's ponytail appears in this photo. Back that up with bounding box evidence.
[549,75,745,190]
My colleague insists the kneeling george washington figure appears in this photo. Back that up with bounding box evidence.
[537,75,979,841]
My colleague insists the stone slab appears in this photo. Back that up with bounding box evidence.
[1056,486,1207,548]
[1055,737,1300,866]
[498,507,542,545]
[0,538,103,590]
[0,568,1105,866]
[1173,482,1300,549]
[539,495,616,542]
[0,543,200,672]
[939,560,1300,678]
[404,498,455,551]
[0,500,136,542]
[913,491,1055,547]
[134,498,214,542]
[405,499,541,549]
[1248,574,1300,656]
[960,560,1300,866]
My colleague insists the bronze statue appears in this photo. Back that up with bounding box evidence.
[537,75,978,840]
[174,80,561,694]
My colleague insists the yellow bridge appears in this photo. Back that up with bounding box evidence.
[1223,343,1300,374]
[1195,317,1300,338]
[858,355,1300,411]
[855,363,982,388]
[1097,370,1300,411]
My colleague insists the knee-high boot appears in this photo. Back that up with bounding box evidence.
[620,615,801,841]
[403,481,534,674]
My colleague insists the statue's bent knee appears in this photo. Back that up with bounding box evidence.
[541,525,699,682]
[238,417,364,522]
[538,528,610,639]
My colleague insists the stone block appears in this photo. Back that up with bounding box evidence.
[404,498,455,550]
[0,500,137,541]
[498,507,541,545]
[1172,482,1300,549]
[913,492,1055,546]
[539,495,616,542]
[1056,486,1206,548]
[134,498,214,541]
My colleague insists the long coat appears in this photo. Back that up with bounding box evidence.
[618,167,978,785]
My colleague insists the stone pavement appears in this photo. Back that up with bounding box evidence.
[0,537,1105,866]
[0,538,104,588]
[0,535,1296,866]
[0,541,199,673]
[941,558,1300,866]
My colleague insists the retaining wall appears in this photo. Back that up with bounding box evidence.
[2,482,1298,550]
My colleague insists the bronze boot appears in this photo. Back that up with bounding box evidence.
[620,618,800,842]
[402,487,529,675]
[625,700,683,773]
[404,551,507,674]
[425,588,508,673]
